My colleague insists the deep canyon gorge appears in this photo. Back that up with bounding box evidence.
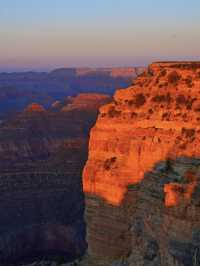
[1,62,200,266]
[0,93,110,265]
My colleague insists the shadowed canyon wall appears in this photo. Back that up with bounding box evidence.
[83,62,200,265]
[0,93,110,265]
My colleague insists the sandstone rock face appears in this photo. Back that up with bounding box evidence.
[0,93,110,265]
[83,62,200,265]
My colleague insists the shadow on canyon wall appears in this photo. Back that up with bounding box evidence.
[0,94,111,265]
[85,156,200,266]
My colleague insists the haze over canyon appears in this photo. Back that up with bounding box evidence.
[0,61,200,266]
[1,1,200,266]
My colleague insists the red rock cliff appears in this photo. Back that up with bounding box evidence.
[83,62,200,265]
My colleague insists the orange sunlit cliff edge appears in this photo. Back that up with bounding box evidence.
[83,61,200,206]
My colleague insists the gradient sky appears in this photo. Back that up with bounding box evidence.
[0,0,200,71]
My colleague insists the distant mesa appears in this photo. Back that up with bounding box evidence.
[0,66,145,118]
[24,103,46,113]
[61,93,111,112]
[110,67,145,78]
[49,68,76,78]
[24,94,110,114]
[49,67,145,78]
[72,93,110,104]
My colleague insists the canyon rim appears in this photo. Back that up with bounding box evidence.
[83,62,200,266]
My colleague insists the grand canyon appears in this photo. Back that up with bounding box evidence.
[82,61,200,266]
[0,66,143,265]
[1,1,199,265]
[0,67,144,120]
[0,62,200,266]
[0,92,111,264]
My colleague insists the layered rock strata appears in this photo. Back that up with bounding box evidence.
[83,62,200,265]
[0,93,110,265]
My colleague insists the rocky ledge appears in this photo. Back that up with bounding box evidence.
[83,62,200,265]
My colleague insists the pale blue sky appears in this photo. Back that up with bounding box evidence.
[0,0,200,70]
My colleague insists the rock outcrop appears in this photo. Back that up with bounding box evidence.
[0,93,110,265]
[61,93,110,112]
[83,62,200,265]
[25,103,46,113]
